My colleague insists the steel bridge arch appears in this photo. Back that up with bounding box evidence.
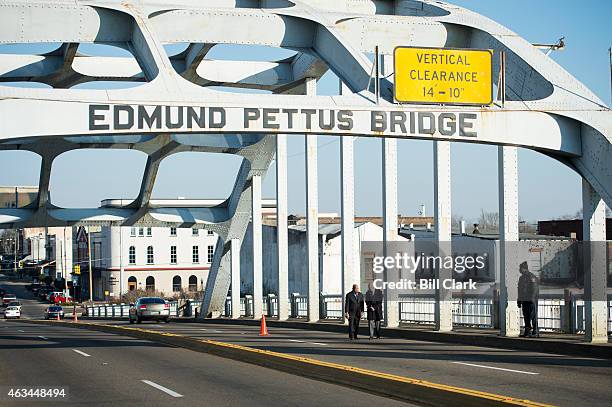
[0,0,609,319]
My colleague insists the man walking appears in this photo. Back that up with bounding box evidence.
[365,283,383,339]
[345,283,364,340]
[517,261,539,338]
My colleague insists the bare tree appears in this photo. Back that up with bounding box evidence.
[478,209,499,232]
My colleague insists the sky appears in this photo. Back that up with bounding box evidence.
[0,0,610,223]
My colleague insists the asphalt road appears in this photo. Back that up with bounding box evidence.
[0,319,414,406]
[0,279,412,406]
[85,320,612,406]
[3,278,611,406]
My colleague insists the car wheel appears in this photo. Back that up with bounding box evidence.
[164,318,170,324]
[129,318,134,324]
[137,318,142,324]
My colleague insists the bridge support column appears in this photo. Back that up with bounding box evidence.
[251,175,263,319]
[382,137,399,328]
[230,238,241,319]
[305,78,319,322]
[276,134,290,321]
[434,141,453,332]
[582,180,608,343]
[340,81,354,324]
[498,146,520,337]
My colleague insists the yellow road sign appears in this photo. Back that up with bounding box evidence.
[394,47,493,105]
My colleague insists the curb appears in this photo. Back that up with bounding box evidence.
[19,319,552,407]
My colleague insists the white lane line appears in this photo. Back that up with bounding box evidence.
[141,380,183,398]
[452,362,539,375]
[213,330,223,333]
[18,329,24,332]
[309,342,328,346]
[38,336,48,340]
[72,349,91,357]
[200,328,207,331]
[288,339,304,343]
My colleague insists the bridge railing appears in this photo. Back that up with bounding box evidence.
[290,293,309,319]
[320,294,343,320]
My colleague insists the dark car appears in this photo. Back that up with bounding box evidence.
[44,306,64,320]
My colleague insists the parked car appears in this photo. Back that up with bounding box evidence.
[2,294,16,307]
[50,292,73,304]
[7,301,21,311]
[48,291,63,304]
[129,297,170,324]
[44,306,64,320]
[4,306,20,319]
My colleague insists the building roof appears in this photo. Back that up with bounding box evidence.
[287,222,369,236]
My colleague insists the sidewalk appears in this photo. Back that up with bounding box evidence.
[178,317,612,359]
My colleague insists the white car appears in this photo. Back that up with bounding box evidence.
[4,306,20,319]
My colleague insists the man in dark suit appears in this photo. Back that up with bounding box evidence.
[345,284,365,340]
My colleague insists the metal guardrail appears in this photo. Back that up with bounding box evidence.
[83,294,612,336]
[320,295,343,319]
[291,293,308,318]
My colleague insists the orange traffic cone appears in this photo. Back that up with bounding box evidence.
[56,313,60,321]
[72,312,78,322]
[259,315,269,336]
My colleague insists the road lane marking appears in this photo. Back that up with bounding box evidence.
[213,330,223,333]
[452,362,539,375]
[38,336,48,340]
[200,328,207,331]
[309,342,328,346]
[288,339,304,343]
[73,349,91,357]
[18,329,24,332]
[141,380,183,398]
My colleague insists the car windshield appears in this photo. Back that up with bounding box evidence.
[7,306,18,310]
[140,298,165,304]
[8,301,19,306]
[4,295,15,299]
[49,307,62,311]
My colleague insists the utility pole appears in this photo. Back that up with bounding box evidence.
[87,226,93,302]
[609,47,611,106]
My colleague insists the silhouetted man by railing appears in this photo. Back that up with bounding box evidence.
[518,261,539,338]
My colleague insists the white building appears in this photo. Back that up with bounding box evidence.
[90,225,218,299]
[88,198,277,299]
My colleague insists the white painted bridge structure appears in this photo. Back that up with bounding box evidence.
[0,0,610,342]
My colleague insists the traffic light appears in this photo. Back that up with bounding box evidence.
[18,260,24,269]
[73,264,81,275]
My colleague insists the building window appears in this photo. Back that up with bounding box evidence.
[138,227,144,237]
[146,227,152,237]
[207,230,214,236]
[147,246,154,264]
[207,245,214,263]
[130,227,136,237]
[170,246,177,264]
[128,276,137,291]
[192,228,199,236]
[192,245,199,264]
[170,227,177,236]
[145,276,155,291]
[188,275,198,292]
[128,246,136,265]
[172,275,181,292]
